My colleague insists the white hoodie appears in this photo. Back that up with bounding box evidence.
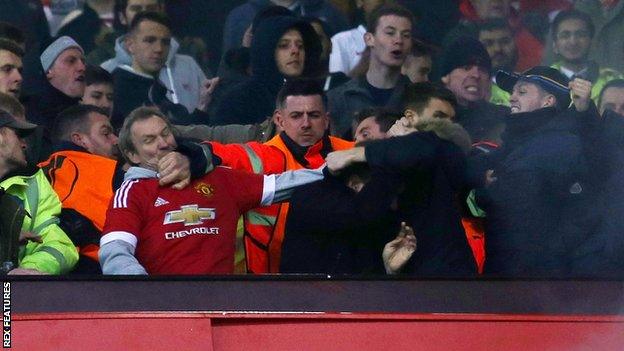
[101,35,207,113]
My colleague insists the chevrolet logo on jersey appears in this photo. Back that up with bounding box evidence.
[164,205,216,226]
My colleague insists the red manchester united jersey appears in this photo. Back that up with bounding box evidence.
[101,166,266,274]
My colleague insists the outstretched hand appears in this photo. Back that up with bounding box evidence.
[382,222,417,274]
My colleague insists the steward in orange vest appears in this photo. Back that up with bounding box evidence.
[39,142,124,273]
[210,132,353,273]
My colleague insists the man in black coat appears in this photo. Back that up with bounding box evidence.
[475,66,594,278]
[326,115,477,278]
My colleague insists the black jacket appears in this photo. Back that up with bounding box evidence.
[363,117,477,277]
[212,16,322,126]
[455,100,509,144]
[281,172,400,275]
[56,3,103,54]
[476,107,589,278]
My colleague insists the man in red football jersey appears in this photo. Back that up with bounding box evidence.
[99,106,324,274]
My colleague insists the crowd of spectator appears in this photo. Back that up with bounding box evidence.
[0,0,623,279]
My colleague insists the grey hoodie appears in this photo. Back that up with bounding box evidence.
[101,36,207,113]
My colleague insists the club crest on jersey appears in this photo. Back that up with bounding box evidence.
[194,182,215,198]
[164,204,216,226]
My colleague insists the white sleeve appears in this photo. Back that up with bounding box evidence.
[329,35,346,74]
[99,235,147,275]
[261,165,326,205]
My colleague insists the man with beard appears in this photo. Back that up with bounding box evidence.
[440,36,508,145]
[39,104,209,273]
[327,4,414,138]
[0,110,78,275]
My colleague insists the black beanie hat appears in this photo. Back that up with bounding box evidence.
[440,36,492,78]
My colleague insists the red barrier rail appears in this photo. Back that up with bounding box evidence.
[12,312,624,350]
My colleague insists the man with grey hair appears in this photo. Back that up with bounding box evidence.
[99,106,325,275]
[23,36,86,162]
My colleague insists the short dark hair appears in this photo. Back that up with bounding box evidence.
[478,18,513,34]
[85,65,113,87]
[53,104,110,142]
[114,0,165,32]
[275,78,327,110]
[0,22,25,47]
[118,106,174,162]
[552,10,595,39]
[129,11,171,34]
[0,38,23,57]
[366,4,415,34]
[354,107,401,133]
[598,79,624,109]
[402,82,457,114]
[0,92,24,118]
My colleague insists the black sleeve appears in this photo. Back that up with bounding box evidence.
[175,139,221,179]
[58,209,101,247]
[364,132,442,172]
[112,161,125,190]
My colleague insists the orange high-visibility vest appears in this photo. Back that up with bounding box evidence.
[210,134,353,272]
[39,150,117,262]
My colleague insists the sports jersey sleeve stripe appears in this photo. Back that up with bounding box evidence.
[113,180,130,208]
[114,179,138,208]
[261,174,276,206]
[100,231,138,248]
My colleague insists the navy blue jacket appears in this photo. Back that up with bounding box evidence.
[477,107,590,278]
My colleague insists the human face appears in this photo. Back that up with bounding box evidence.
[599,87,624,116]
[366,15,412,68]
[275,95,329,146]
[46,48,86,98]
[0,50,22,98]
[554,19,592,64]
[74,112,119,159]
[121,0,163,26]
[127,115,176,169]
[402,54,431,83]
[0,127,27,172]
[82,83,114,112]
[442,65,491,106]
[473,0,510,19]
[127,20,171,76]
[405,97,456,125]
[355,116,386,143]
[420,98,456,119]
[509,81,553,113]
[275,29,305,77]
[479,28,517,72]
